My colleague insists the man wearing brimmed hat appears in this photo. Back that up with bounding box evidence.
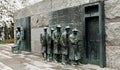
[69,28,80,66]
[53,25,62,63]
[60,26,71,65]
[47,27,54,61]
[40,27,48,60]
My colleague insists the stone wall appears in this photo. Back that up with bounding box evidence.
[15,0,89,55]
[14,0,120,69]
[105,0,120,70]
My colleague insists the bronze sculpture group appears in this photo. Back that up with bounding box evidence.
[40,25,83,66]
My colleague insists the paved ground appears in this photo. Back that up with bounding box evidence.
[0,44,116,70]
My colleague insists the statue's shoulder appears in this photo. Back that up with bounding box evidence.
[53,30,57,35]
[62,31,66,35]
[69,34,73,38]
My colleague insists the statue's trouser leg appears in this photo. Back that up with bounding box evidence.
[47,54,50,61]
[79,59,82,64]
[19,46,22,54]
[53,54,58,63]
[75,60,79,65]
[45,51,47,60]
[44,53,46,59]
[17,46,21,54]
[62,54,66,64]
[42,53,44,58]
[70,60,75,66]
[51,53,53,60]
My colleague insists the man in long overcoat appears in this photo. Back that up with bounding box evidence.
[53,25,62,63]
[47,28,54,61]
[69,28,80,66]
[60,26,70,64]
[40,27,48,59]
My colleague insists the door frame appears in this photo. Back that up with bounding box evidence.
[83,1,106,67]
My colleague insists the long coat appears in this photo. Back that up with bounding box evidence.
[53,30,61,54]
[40,33,48,53]
[16,31,21,50]
[60,31,69,55]
[47,32,54,54]
[69,33,80,61]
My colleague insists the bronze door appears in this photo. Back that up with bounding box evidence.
[16,17,31,52]
[83,1,105,67]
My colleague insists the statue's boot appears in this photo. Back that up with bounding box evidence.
[71,60,75,66]
[17,48,21,54]
[62,62,66,65]
[77,60,81,65]
[54,58,58,63]
[62,55,66,65]
[53,54,58,63]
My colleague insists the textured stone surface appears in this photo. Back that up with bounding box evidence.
[31,14,49,28]
[14,0,51,19]
[51,0,89,11]
[105,0,120,19]
[31,28,44,54]
[105,22,120,46]
[14,0,89,19]
[105,22,120,70]
[106,46,120,70]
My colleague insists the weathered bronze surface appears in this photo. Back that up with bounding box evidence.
[60,26,70,65]
[69,28,80,66]
[53,25,62,63]
[47,28,54,61]
[40,27,48,59]
[16,27,21,53]
[12,27,22,53]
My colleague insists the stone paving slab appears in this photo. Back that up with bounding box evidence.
[0,44,117,70]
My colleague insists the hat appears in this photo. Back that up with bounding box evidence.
[72,28,78,32]
[56,25,61,28]
[51,28,54,31]
[44,27,47,30]
[65,26,70,29]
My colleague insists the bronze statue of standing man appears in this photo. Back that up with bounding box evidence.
[40,27,48,60]
[60,26,70,65]
[53,25,62,63]
[69,28,80,66]
[47,28,54,61]
[16,27,21,53]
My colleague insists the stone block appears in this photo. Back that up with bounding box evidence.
[105,0,120,19]
[31,27,44,54]
[31,14,49,28]
[106,46,120,70]
[105,22,120,46]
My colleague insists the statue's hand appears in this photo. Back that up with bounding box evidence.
[62,44,66,46]
[55,40,58,44]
